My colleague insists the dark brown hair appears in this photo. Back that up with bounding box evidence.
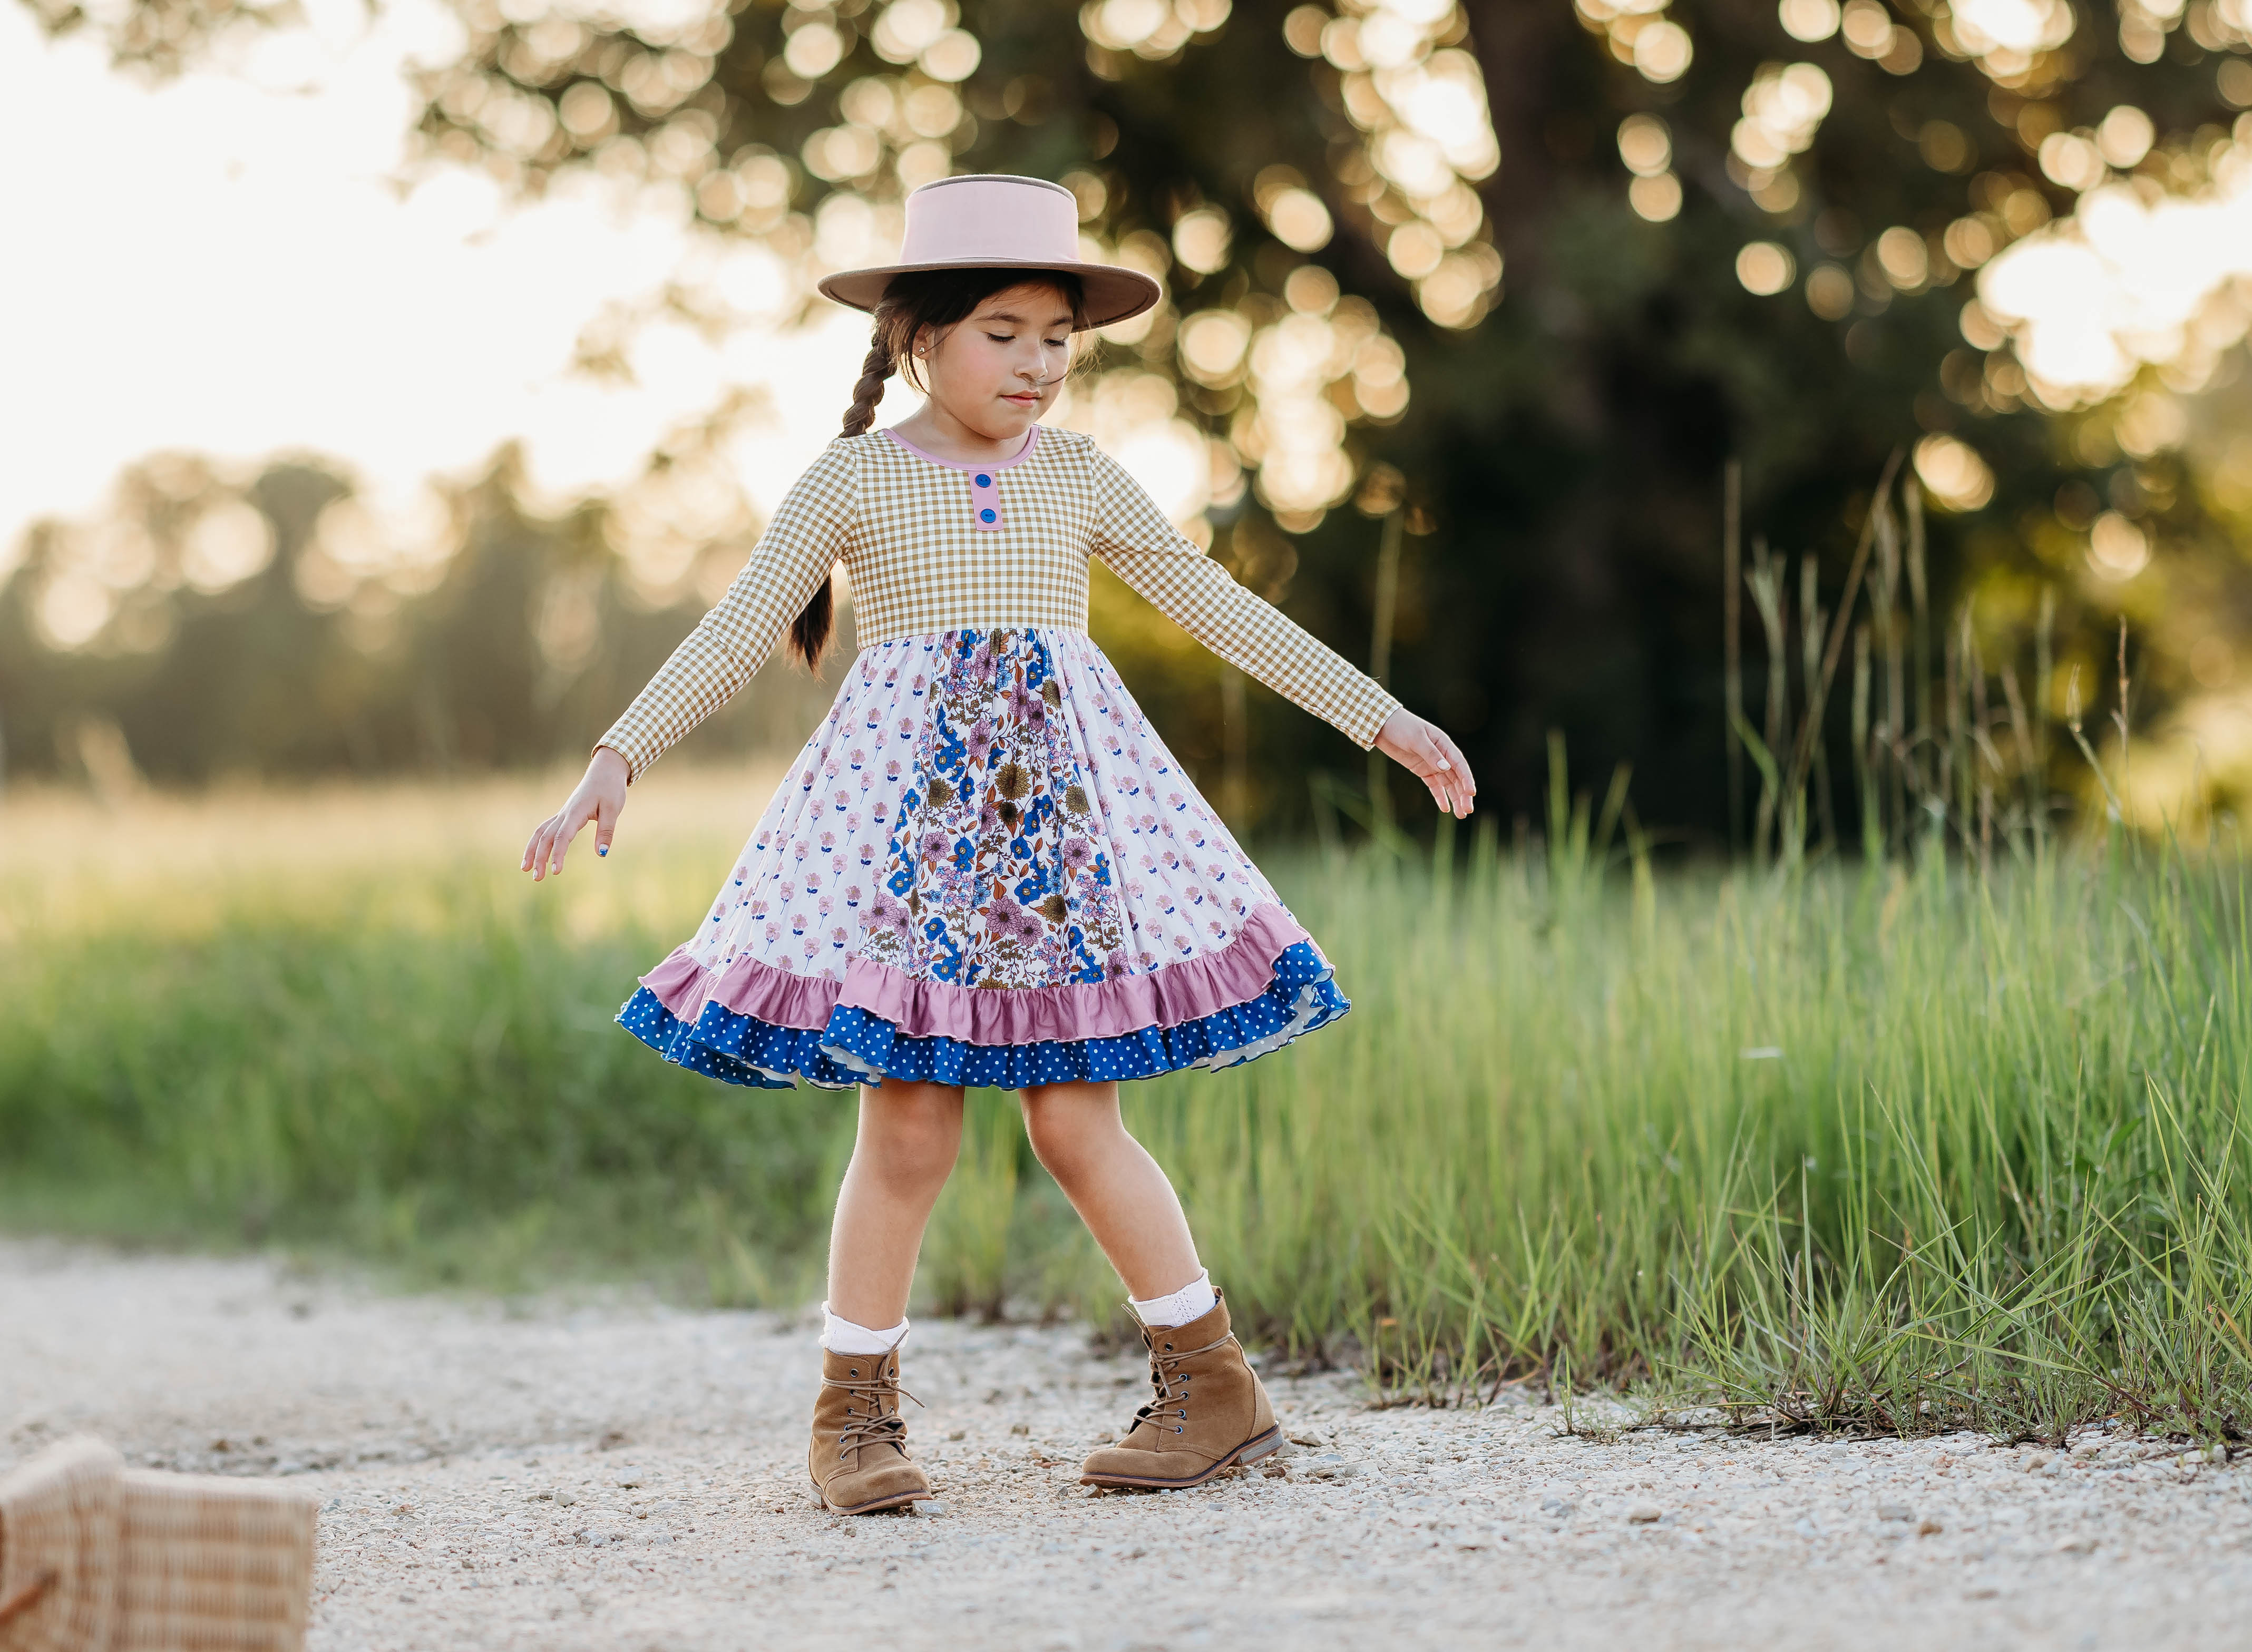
[785,266,1089,671]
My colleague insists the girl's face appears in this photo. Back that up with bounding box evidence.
[915,281,1076,441]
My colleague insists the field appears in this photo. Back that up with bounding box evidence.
[4,764,2249,1443]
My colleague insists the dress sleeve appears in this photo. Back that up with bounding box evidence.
[596,437,859,781]
[1081,440,1402,750]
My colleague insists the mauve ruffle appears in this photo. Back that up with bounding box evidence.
[613,940,1348,1091]
[640,902,1312,1048]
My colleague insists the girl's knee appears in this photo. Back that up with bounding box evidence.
[859,1084,962,1186]
[1019,1084,1122,1180]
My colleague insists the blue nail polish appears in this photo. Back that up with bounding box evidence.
[598,846,608,857]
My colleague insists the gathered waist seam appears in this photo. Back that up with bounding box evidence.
[854,623,1092,656]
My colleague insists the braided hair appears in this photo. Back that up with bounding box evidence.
[784,266,1088,671]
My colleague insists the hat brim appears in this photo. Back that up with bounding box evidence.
[815,261,1163,330]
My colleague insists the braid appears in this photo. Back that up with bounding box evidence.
[841,334,896,437]
[788,326,898,671]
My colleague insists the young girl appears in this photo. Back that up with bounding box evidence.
[522,174,1475,1514]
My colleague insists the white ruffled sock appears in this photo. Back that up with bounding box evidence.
[821,1303,910,1355]
[1128,1267,1216,1328]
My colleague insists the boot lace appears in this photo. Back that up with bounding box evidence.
[824,1367,924,1461]
[1125,1330,1234,1438]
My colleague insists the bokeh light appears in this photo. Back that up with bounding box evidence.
[1107,281,1408,534]
[1177,310,1253,386]
[181,501,277,593]
[1778,0,1840,42]
[1617,113,1671,176]
[2088,510,2152,579]
[1731,62,1831,172]
[1296,0,1504,328]
[1839,0,1917,68]
[1806,262,1856,318]
[1874,226,1931,291]
[1977,116,2252,407]
[1080,0,1232,58]
[1630,173,1683,221]
[1737,241,1796,296]
[1728,60,1832,215]
[1616,112,1684,222]
[1172,207,1233,276]
[2097,105,2156,170]
[1912,433,1996,511]
[1263,186,1334,252]
[1632,18,1692,81]
[1574,0,1694,80]
[1948,0,2075,81]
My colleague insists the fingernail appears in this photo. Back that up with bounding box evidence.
[1437,759,1450,769]
[598,846,608,857]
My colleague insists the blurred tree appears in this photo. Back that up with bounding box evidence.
[22,0,2252,836]
[0,448,839,786]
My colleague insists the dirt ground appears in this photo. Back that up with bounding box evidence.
[4,1240,2247,1651]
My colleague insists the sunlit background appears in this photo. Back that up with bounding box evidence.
[14,0,2252,1465]
[11,0,2252,837]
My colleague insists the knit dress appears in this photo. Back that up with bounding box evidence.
[600,422,1401,1090]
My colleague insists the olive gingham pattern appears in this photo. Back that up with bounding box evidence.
[596,426,1402,779]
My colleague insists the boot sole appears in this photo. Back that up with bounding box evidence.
[1076,1425,1285,1490]
[814,1483,933,1516]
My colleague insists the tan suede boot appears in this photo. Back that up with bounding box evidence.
[808,1344,932,1515]
[1078,1289,1282,1490]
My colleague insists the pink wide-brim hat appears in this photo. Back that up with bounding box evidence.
[815,174,1162,331]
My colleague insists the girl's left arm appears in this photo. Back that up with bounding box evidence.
[1085,444,1475,818]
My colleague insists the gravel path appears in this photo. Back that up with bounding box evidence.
[4,1242,2247,1650]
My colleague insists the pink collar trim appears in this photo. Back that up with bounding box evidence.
[881,423,1040,472]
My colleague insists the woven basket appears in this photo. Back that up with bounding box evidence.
[0,1440,318,1652]
[0,1438,122,1652]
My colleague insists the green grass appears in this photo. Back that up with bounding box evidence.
[4,773,2250,1442]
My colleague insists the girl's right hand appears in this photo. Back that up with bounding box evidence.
[522,747,630,880]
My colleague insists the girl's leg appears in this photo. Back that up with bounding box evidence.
[810,1079,959,1516]
[1034,1078,1279,1489]
[1018,1079,1201,1301]
[825,1079,965,1328]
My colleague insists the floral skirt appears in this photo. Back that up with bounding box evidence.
[616,627,1349,1089]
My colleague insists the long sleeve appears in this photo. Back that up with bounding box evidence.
[596,438,860,781]
[1083,442,1401,749]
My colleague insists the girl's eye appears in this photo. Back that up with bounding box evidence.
[985,333,1015,343]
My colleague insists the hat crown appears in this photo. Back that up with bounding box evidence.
[897,174,1083,269]
[812,171,1158,329]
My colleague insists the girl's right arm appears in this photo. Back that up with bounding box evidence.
[520,438,860,879]
[522,744,627,881]
[597,438,861,783]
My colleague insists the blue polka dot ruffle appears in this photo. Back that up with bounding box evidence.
[612,941,1349,1090]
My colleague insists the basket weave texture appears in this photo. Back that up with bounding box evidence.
[0,1439,119,1652]
[0,1439,317,1652]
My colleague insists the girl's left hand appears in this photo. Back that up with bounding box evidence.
[1374,708,1477,819]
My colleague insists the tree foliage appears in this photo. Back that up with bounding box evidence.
[0,452,839,787]
[18,0,2252,834]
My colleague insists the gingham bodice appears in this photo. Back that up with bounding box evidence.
[596,423,1401,779]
